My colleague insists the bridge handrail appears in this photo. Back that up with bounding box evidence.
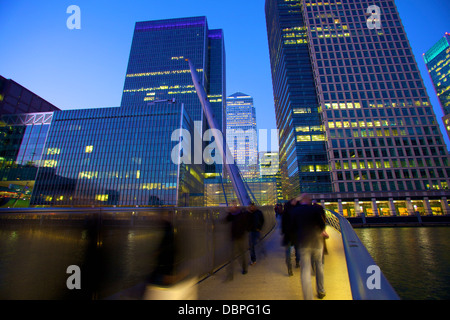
[326,209,400,300]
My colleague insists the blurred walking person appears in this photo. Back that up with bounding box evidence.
[226,200,250,280]
[281,198,300,276]
[248,202,265,265]
[291,194,326,300]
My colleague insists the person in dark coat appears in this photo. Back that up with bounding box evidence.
[281,198,300,276]
[291,194,326,300]
[226,200,250,280]
[247,202,265,265]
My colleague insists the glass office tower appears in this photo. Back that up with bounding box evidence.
[31,102,203,207]
[424,33,450,139]
[121,17,226,179]
[265,0,450,215]
[265,0,332,200]
[226,92,259,179]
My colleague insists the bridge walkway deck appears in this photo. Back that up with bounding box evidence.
[197,221,353,300]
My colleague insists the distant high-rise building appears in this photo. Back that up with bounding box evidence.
[265,0,450,216]
[424,33,450,139]
[259,151,279,177]
[0,75,59,115]
[259,151,283,202]
[121,17,226,180]
[226,92,259,179]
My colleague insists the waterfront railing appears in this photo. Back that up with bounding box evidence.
[326,209,400,300]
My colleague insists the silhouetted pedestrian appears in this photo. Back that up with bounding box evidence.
[226,200,250,280]
[248,202,265,265]
[281,198,300,276]
[143,212,197,299]
[274,203,283,219]
[291,194,326,300]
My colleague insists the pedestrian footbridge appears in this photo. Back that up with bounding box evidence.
[0,207,399,300]
[196,220,352,300]
[195,209,397,300]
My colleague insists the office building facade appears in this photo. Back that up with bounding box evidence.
[121,17,226,179]
[0,113,53,207]
[205,177,278,207]
[424,33,450,139]
[265,0,332,200]
[226,92,259,179]
[0,76,60,207]
[29,102,203,207]
[265,0,450,215]
[259,151,283,202]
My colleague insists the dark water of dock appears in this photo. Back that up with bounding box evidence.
[355,227,450,300]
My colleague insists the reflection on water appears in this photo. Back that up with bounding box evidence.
[355,227,450,300]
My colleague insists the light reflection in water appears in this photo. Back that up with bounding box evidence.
[355,227,450,300]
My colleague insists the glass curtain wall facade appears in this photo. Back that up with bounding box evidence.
[424,33,450,140]
[302,0,450,193]
[120,17,226,179]
[266,0,450,198]
[226,92,259,179]
[265,0,331,200]
[31,102,203,207]
[0,113,53,207]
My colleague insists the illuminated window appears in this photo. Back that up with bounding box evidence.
[85,146,94,153]
[293,108,312,114]
[78,171,98,179]
[316,164,330,172]
[312,134,326,141]
[47,148,61,155]
[302,165,315,172]
[95,194,109,202]
[296,126,310,133]
[43,160,58,168]
[297,135,312,142]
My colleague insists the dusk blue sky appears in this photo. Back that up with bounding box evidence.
[1,0,450,151]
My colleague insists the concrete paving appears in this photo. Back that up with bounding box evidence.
[107,221,353,300]
[196,222,353,300]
